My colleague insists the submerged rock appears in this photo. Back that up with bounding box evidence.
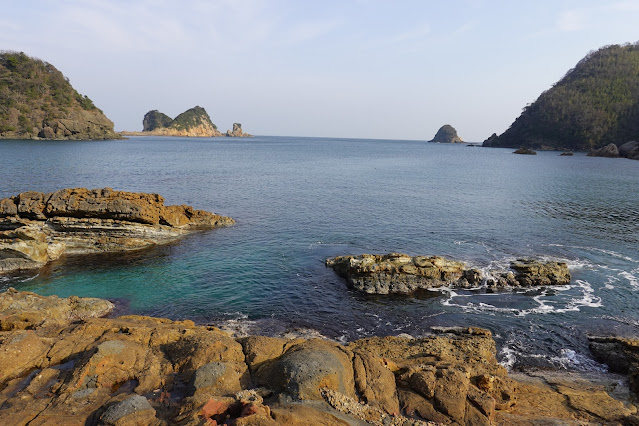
[325,254,570,294]
[0,188,234,273]
[0,289,635,424]
[560,151,574,156]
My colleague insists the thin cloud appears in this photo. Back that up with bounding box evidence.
[556,10,586,32]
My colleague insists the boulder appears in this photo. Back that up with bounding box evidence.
[100,395,157,425]
[619,141,639,160]
[587,143,620,158]
[559,151,573,156]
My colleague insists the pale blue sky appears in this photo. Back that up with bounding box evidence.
[2,1,638,140]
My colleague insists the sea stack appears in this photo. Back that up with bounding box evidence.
[225,123,253,137]
[0,51,120,140]
[429,124,463,143]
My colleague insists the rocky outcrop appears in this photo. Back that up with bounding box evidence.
[325,253,570,294]
[142,110,173,131]
[124,106,224,137]
[619,141,639,160]
[587,143,620,158]
[589,335,639,394]
[226,123,253,137]
[429,125,463,143]
[513,147,537,155]
[560,151,574,156]
[0,188,234,273]
[0,51,121,140]
[1,289,635,425]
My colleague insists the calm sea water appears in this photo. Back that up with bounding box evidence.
[1,136,638,371]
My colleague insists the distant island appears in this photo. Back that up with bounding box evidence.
[0,51,120,140]
[483,43,639,153]
[122,107,253,138]
[429,124,463,143]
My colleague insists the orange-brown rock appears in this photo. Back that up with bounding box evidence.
[0,289,636,425]
[0,188,234,273]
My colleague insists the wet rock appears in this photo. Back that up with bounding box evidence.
[0,188,234,273]
[325,253,481,294]
[508,259,571,286]
[587,143,620,158]
[560,151,574,156]
[327,254,570,293]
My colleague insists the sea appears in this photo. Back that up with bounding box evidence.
[1,136,638,372]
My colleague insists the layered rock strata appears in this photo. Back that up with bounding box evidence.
[325,253,571,294]
[0,289,636,424]
[0,188,234,273]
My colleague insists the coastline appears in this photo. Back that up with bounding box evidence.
[1,288,637,425]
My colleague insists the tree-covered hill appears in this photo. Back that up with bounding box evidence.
[483,43,639,151]
[0,51,119,140]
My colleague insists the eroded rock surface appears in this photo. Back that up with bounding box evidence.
[325,253,571,294]
[0,188,234,273]
[226,123,253,137]
[0,290,635,425]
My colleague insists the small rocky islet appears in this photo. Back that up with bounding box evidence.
[120,107,253,138]
[325,253,570,294]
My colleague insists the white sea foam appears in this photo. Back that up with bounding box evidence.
[619,271,639,289]
[547,244,639,263]
[441,280,601,316]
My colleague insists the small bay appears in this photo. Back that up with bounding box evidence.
[1,135,638,371]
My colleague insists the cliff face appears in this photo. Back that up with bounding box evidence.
[484,43,639,151]
[134,106,223,137]
[429,124,463,143]
[225,122,252,137]
[0,51,120,140]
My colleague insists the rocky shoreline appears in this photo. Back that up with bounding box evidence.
[0,188,234,273]
[1,289,638,425]
[326,253,570,294]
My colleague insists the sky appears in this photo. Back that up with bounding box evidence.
[1,1,639,141]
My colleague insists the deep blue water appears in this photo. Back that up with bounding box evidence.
[1,136,638,371]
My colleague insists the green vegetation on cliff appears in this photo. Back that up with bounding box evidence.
[0,51,119,140]
[484,43,639,151]
[142,110,173,131]
[136,106,220,137]
[172,106,217,131]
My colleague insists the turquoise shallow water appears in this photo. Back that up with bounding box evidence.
[1,136,638,371]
